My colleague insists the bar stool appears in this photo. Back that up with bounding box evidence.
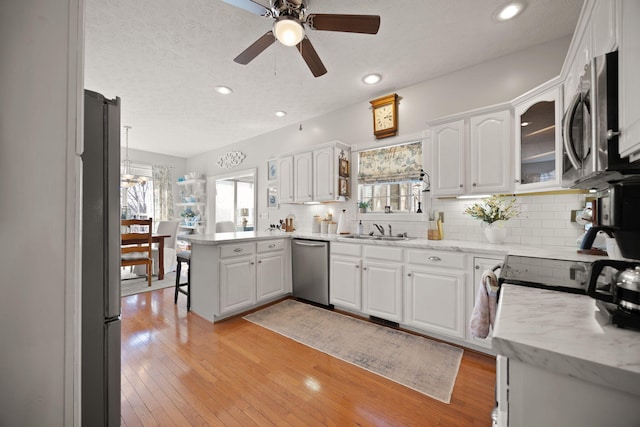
[175,251,191,311]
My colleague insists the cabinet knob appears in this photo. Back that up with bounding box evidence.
[428,256,441,262]
[363,267,367,271]
[268,244,276,248]
[355,265,359,269]
[515,179,520,183]
[234,248,243,253]
[459,184,463,188]
[475,265,480,269]
[258,260,262,263]
[250,261,255,265]
[472,183,477,187]
[407,273,412,277]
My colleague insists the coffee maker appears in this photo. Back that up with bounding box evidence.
[580,178,640,259]
[581,178,640,330]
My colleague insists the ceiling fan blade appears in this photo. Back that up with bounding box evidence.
[233,31,276,65]
[306,14,381,34]
[296,37,327,78]
[221,0,271,17]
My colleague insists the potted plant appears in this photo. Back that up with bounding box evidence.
[463,195,519,243]
[358,200,371,213]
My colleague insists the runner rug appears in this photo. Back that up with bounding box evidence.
[243,299,463,403]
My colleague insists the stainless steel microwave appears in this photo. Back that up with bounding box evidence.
[562,51,640,190]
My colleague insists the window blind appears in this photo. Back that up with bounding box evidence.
[357,141,423,184]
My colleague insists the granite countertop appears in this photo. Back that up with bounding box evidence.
[182,231,603,261]
[493,284,640,397]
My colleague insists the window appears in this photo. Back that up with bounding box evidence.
[357,141,423,213]
[121,164,154,219]
[214,172,256,230]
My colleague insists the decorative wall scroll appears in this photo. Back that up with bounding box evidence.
[217,151,246,169]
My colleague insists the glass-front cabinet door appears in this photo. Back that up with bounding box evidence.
[514,85,563,192]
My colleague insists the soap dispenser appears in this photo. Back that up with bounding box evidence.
[357,220,363,235]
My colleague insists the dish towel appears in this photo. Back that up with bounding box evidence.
[469,270,499,339]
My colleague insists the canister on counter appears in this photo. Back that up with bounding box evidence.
[321,219,329,234]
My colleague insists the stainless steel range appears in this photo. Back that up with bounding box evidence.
[498,255,591,294]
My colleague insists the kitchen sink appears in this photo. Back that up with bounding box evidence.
[340,235,415,241]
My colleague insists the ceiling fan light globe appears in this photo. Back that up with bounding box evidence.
[273,16,305,46]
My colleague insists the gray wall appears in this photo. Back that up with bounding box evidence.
[0,0,80,425]
[186,37,572,231]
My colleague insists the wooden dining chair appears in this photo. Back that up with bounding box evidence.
[121,218,153,286]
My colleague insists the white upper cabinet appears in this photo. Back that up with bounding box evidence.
[275,142,350,203]
[293,152,313,202]
[514,85,563,192]
[278,155,294,203]
[431,120,466,197]
[313,146,336,202]
[430,108,512,197]
[591,0,617,58]
[617,0,640,159]
[470,110,512,194]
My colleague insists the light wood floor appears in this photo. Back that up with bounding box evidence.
[121,288,496,426]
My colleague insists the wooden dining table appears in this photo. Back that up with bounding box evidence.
[121,234,171,280]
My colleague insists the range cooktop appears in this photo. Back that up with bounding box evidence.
[498,255,591,294]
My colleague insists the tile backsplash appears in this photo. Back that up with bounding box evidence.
[267,193,587,249]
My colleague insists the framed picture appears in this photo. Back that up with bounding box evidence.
[267,159,277,181]
[338,177,349,197]
[267,186,278,208]
[339,158,349,177]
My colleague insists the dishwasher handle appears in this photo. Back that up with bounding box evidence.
[293,240,327,248]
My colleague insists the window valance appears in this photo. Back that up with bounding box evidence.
[357,141,423,184]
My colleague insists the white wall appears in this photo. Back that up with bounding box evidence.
[0,0,80,425]
[187,36,582,246]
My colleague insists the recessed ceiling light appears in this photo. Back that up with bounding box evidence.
[362,73,382,85]
[521,121,530,127]
[275,111,287,117]
[214,86,233,95]
[495,2,525,21]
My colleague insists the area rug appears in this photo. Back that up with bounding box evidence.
[121,271,178,297]
[243,299,463,403]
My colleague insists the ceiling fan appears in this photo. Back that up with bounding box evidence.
[222,0,381,77]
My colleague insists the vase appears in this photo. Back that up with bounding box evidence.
[484,220,508,244]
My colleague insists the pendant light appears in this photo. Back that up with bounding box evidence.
[120,125,148,188]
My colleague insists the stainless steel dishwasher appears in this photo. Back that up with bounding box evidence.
[291,239,330,306]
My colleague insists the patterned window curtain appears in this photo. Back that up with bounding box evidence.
[152,165,174,221]
[358,141,423,184]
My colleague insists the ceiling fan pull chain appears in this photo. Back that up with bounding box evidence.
[299,75,303,131]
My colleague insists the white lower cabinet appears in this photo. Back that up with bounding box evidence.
[405,267,466,339]
[330,243,362,310]
[362,262,403,321]
[362,247,404,323]
[219,255,256,315]
[219,239,289,316]
[256,251,286,301]
[404,249,467,339]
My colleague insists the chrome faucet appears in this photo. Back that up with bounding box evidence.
[388,224,392,236]
[373,224,385,235]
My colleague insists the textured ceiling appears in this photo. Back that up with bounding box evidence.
[84,0,584,158]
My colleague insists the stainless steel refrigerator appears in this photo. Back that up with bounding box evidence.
[82,89,121,426]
